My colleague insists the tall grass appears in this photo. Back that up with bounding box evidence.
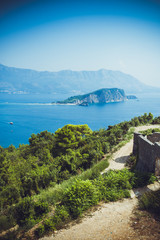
[33,155,110,205]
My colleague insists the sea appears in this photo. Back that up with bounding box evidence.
[0,92,160,148]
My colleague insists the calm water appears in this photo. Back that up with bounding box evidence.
[0,93,160,148]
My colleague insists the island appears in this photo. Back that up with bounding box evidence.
[55,88,137,106]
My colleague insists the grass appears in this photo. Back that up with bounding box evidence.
[33,155,110,205]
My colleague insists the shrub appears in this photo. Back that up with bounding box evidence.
[140,128,160,136]
[35,224,45,238]
[132,172,156,188]
[152,116,160,124]
[34,205,70,237]
[52,205,70,229]
[43,218,55,231]
[139,190,160,214]
[0,215,15,232]
[125,154,137,169]
[0,185,20,207]
[34,201,49,218]
[93,169,134,202]
[62,179,100,218]
[0,230,18,240]
[13,197,34,226]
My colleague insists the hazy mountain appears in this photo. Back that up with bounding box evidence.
[0,64,158,95]
[57,88,137,106]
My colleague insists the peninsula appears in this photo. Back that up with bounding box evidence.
[56,88,137,106]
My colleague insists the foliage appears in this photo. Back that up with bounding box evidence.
[125,154,137,169]
[35,224,45,238]
[139,190,160,215]
[51,205,70,229]
[53,124,92,156]
[62,179,100,218]
[132,171,156,188]
[35,205,70,237]
[0,113,159,237]
[140,128,160,136]
[0,230,18,240]
[0,215,15,233]
[152,116,160,124]
[12,197,35,226]
[34,168,137,237]
[93,169,133,202]
[11,197,49,226]
[34,201,49,218]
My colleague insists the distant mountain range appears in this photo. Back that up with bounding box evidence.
[0,64,158,95]
[56,88,137,106]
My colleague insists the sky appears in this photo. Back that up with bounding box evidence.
[0,0,160,87]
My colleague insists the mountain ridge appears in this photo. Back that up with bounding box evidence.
[0,64,158,95]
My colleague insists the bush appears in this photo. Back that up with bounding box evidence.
[35,224,45,238]
[34,201,49,218]
[0,230,18,240]
[132,172,156,188]
[0,185,20,207]
[43,218,55,231]
[139,190,160,214]
[13,197,34,226]
[140,128,160,136]
[125,154,137,169]
[62,179,100,218]
[52,205,70,229]
[0,215,15,232]
[34,205,70,238]
[93,169,133,202]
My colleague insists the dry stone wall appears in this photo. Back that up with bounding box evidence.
[133,132,160,175]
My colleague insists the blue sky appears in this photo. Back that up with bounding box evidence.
[0,0,160,87]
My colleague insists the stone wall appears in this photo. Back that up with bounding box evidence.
[133,132,142,155]
[147,132,160,144]
[133,132,160,175]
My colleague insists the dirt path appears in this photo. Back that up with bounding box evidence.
[41,125,160,240]
[103,124,160,173]
[42,198,138,240]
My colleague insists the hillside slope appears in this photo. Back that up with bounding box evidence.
[0,64,157,94]
[41,125,160,240]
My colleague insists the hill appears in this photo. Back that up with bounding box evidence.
[0,64,158,95]
[0,114,160,239]
[56,88,137,105]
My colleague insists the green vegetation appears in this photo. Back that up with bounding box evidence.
[0,112,159,239]
[139,190,160,215]
[35,168,155,238]
[140,127,160,136]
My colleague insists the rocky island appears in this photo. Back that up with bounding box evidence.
[56,88,137,106]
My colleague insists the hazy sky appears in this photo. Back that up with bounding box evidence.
[0,0,160,87]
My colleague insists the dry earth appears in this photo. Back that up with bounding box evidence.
[41,125,160,240]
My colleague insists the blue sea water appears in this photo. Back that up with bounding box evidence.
[0,92,160,148]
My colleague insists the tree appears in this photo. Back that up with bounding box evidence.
[29,131,55,153]
[53,124,92,156]
[147,112,153,122]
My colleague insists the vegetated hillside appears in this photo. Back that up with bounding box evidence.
[0,113,160,240]
[0,64,158,95]
[57,88,137,105]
